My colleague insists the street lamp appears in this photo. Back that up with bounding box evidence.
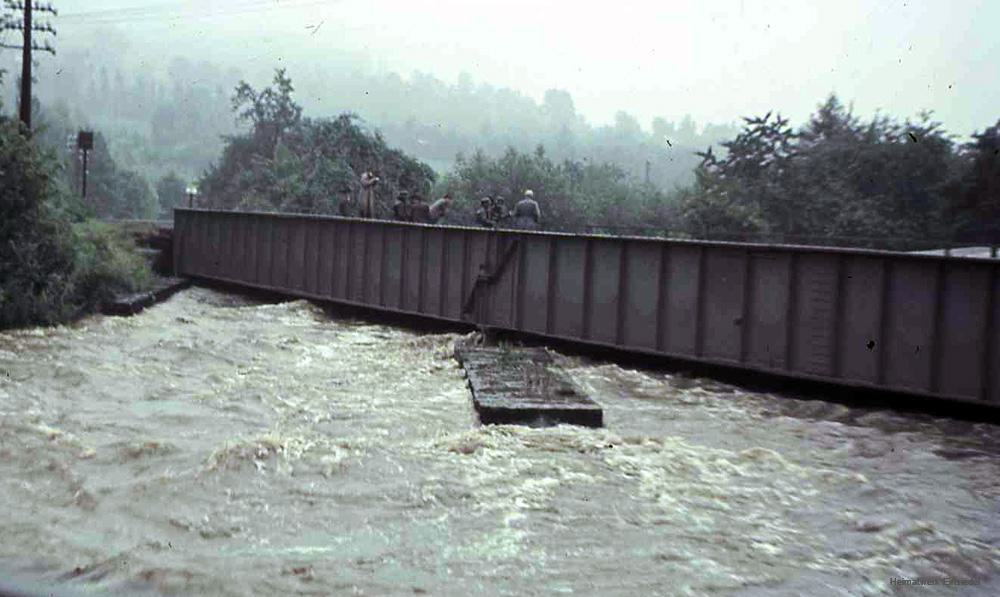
[186,185,199,208]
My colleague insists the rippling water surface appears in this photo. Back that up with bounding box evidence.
[1,287,999,596]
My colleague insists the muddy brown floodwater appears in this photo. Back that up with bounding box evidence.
[1,287,999,596]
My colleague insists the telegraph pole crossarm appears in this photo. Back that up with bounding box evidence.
[2,0,58,130]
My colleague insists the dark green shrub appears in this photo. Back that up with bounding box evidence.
[1,116,151,329]
[69,220,152,311]
[1,118,78,327]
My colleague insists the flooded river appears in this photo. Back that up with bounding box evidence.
[1,287,999,596]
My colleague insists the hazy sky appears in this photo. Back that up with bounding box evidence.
[12,0,1000,134]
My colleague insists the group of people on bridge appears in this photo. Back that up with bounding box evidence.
[334,170,542,230]
[475,191,542,231]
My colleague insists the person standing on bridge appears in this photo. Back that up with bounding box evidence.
[513,189,542,230]
[490,196,512,228]
[392,191,411,222]
[337,184,356,217]
[476,197,495,228]
[409,194,432,224]
[427,193,453,224]
[359,171,380,219]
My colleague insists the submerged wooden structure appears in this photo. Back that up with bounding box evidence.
[455,345,603,427]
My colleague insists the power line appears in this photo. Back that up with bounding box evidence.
[58,0,332,26]
[59,0,275,21]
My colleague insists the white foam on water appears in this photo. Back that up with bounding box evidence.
[0,287,998,595]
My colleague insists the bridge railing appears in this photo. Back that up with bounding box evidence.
[173,208,1000,407]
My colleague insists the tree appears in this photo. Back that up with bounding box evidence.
[542,89,577,128]
[201,70,435,215]
[114,170,159,220]
[156,172,188,218]
[231,68,302,159]
[445,145,671,231]
[678,94,964,247]
[613,111,643,143]
[949,120,1000,241]
[651,117,675,143]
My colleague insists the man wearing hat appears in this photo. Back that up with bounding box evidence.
[490,195,511,227]
[475,196,495,228]
[513,189,542,230]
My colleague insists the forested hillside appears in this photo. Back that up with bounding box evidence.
[7,48,737,193]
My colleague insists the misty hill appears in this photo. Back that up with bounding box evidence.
[3,47,738,189]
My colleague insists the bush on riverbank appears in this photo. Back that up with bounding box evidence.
[0,115,151,330]
[69,221,153,311]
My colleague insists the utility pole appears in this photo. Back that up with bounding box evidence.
[2,1,58,131]
[20,0,31,127]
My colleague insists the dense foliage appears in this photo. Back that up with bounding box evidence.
[156,172,188,219]
[200,70,435,214]
[0,78,151,330]
[948,122,1000,241]
[445,95,998,247]
[195,73,998,249]
[677,96,1000,247]
[440,146,672,231]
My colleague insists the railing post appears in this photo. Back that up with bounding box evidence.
[398,227,409,309]
[346,221,356,301]
[784,252,800,371]
[694,246,707,358]
[460,230,471,315]
[929,260,947,393]
[739,248,754,363]
[418,228,429,312]
[582,238,594,340]
[655,243,670,352]
[438,230,449,317]
[615,240,629,346]
[830,254,847,377]
[379,226,389,306]
[515,233,527,329]
[981,267,997,403]
[876,259,894,386]
[545,236,558,335]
